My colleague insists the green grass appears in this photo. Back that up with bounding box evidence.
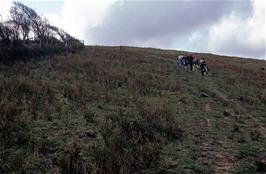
[0,46,266,173]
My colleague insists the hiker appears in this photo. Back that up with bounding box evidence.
[182,56,188,68]
[193,58,200,72]
[185,54,194,71]
[177,54,184,68]
[199,58,208,76]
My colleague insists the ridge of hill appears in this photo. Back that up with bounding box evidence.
[0,46,266,173]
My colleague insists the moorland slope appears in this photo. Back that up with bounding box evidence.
[0,46,266,173]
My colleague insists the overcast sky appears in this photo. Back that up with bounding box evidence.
[0,0,265,59]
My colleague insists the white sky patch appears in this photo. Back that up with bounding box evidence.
[188,31,202,43]
[45,0,116,42]
[45,13,61,27]
[207,0,265,59]
[0,1,12,21]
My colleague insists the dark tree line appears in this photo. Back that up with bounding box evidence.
[0,2,83,49]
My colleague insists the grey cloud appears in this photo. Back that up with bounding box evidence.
[89,1,252,47]
[216,39,266,59]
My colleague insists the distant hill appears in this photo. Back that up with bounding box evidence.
[0,46,265,173]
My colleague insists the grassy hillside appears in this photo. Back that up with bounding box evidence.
[0,46,266,173]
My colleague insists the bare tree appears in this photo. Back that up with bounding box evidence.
[4,20,20,41]
[12,2,44,46]
[0,22,16,47]
[1,1,84,50]
[46,24,62,45]
[10,4,31,41]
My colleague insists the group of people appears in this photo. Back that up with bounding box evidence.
[177,54,208,76]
